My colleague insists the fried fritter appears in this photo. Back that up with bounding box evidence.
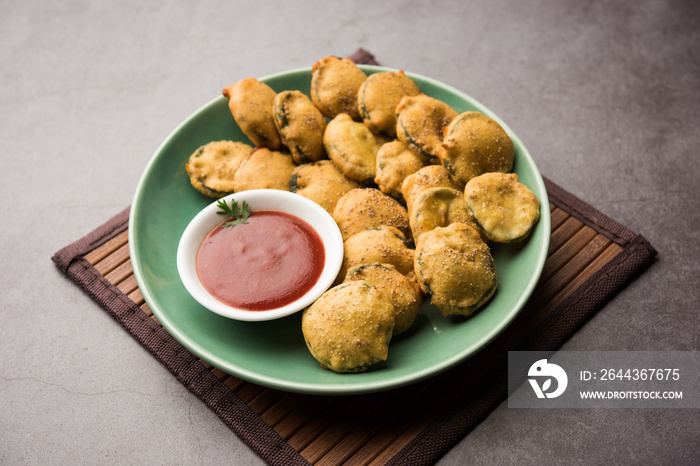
[440,111,514,185]
[358,70,420,138]
[396,94,458,163]
[464,172,540,243]
[345,263,422,335]
[273,90,327,164]
[339,225,415,282]
[222,78,282,149]
[414,223,497,317]
[301,281,395,373]
[289,160,361,214]
[231,147,296,192]
[185,140,253,198]
[332,188,411,242]
[324,113,385,184]
[311,56,367,120]
[401,165,460,217]
[375,139,426,200]
[409,187,479,245]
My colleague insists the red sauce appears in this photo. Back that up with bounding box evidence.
[196,210,325,311]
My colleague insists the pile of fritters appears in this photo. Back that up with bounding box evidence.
[185,56,541,373]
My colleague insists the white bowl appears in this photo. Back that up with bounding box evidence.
[177,189,344,322]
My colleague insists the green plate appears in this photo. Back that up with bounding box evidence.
[129,65,550,395]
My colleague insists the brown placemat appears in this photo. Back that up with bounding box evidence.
[52,50,657,465]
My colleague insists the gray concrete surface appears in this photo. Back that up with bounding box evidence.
[2,0,699,464]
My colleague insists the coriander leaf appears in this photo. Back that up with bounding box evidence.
[216,198,252,228]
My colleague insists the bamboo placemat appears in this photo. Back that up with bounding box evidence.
[52,49,657,466]
[52,177,656,465]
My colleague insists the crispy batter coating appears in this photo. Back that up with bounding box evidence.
[222,78,282,149]
[345,263,423,335]
[414,223,497,317]
[324,113,385,184]
[289,160,361,214]
[185,140,253,198]
[358,70,420,138]
[311,56,367,120]
[409,187,479,245]
[338,226,416,283]
[375,139,426,200]
[332,188,411,242]
[396,94,458,163]
[401,165,460,217]
[301,281,395,373]
[440,111,514,185]
[231,147,296,192]
[464,172,540,243]
[273,90,327,164]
